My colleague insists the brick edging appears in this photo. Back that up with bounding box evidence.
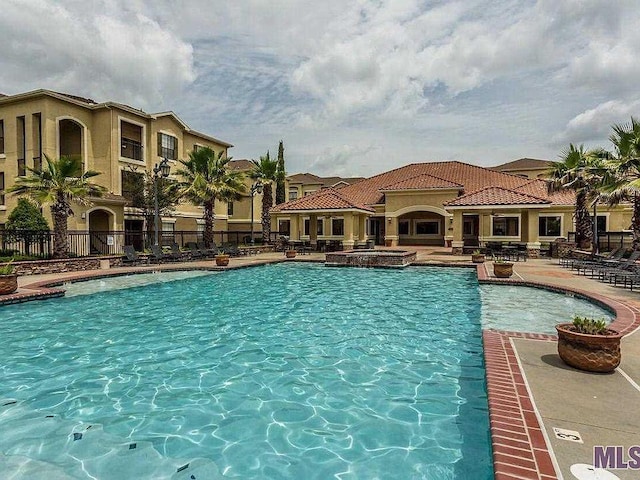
[484,330,559,479]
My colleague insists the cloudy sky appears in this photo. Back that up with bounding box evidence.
[1,0,639,177]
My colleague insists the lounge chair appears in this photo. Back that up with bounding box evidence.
[570,247,624,272]
[122,245,148,266]
[197,241,218,257]
[150,245,172,263]
[589,249,640,280]
[169,243,187,261]
[186,242,205,259]
[222,243,244,257]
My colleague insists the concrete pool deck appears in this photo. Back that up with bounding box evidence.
[3,248,640,479]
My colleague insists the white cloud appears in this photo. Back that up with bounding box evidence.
[554,100,640,145]
[0,0,195,108]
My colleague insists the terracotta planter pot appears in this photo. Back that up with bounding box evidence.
[215,254,230,266]
[471,254,485,264]
[556,323,622,373]
[285,250,297,259]
[493,262,513,278]
[0,274,18,295]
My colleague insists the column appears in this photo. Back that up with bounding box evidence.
[451,210,464,255]
[309,213,318,249]
[343,212,355,249]
[384,216,398,247]
[290,214,300,241]
[525,210,540,258]
[358,215,367,244]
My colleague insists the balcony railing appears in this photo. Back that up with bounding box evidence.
[121,138,143,161]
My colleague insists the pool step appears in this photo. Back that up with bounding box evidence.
[0,399,223,479]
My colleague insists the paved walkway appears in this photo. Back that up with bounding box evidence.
[4,248,640,479]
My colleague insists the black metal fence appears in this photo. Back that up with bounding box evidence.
[0,229,282,259]
[567,231,635,251]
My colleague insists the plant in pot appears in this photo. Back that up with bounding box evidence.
[492,258,513,278]
[556,316,622,373]
[471,249,485,263]
[285,249,297,259]
[214,250,230,267]
[0,260,18,295]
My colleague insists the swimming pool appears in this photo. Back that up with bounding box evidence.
[0,264,613,479]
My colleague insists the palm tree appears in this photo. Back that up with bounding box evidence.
[251,151,279,243]
[548,144,605,250]
[175,147,246,247]
[602,117,640,242]
[8,154,106,258]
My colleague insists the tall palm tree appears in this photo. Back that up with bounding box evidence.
[251,151,279,243]
[175,147,246,247]
[548,144,604,250]
[8,154,106,258]
[602,117,640,242]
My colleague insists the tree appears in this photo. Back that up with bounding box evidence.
[601,117,640,243]
[275,140,286,205]
[251,151,279,243]
[548,144,604,250]
[4,198,50,257]
[176,147,246,246]
[8,154,106,258]
[121,168,179,247]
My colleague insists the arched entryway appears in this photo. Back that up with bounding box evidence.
[58,118,84,166]
[88,208,115,255]
[391,206,449,246]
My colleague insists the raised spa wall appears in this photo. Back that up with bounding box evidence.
[325,250,417,268]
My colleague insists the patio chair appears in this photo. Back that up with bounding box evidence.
[169,243,187,261]
[570,247,623,272]
[122,245,148,266]
[222,243,244,257]
[186,242,205,260]
[150,244,171,263]
[587,249,640,280]
[197,241,218,257]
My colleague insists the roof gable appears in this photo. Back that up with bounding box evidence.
[380,173,463,191]
[446,186,550,207]
[271,187,374,213]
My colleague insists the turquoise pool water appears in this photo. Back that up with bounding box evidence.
[1,265,492,479]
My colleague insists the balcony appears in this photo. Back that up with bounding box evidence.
[121,138,143,161]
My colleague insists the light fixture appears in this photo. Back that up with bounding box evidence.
[153,158,171,247]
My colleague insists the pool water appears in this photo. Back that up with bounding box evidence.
[0,264,493,479]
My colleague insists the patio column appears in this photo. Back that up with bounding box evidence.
[309,213,318,248]
[384,216,398,247]
[451,210,464,255]
[343,212,355,249]
[358,215,367,244]
[525,209,541,258]
[290,214,301,241]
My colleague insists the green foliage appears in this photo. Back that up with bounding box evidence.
[493,258,512,264]
[572,316,608,335]
[275,140,286,205]
[0,260,14,275]
[5,198,49,231]
[472,250,482,255]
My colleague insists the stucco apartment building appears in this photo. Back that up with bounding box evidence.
[272,160,632,256]
[0,89,264,246]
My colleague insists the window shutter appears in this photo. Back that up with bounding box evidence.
[157,133,162,156]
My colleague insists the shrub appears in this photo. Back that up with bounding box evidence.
[0,260,14,275]
[572,316,608,335]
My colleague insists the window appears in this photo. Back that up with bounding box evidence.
[304,190,316,196]
[304,218,310,236]
[278,220,290,236]
[197,222,205,234]
[332,218,344,236]
[0,119,4,154]
[416,220,439,235]
[539,216,561,237]
[591,215,607,234]
[193,144,202,152]
[161,222,175,245]
[227,202,234,217]
[121,121,143,161]
[317,218,324,236]
[121,170,144,206]
[398,220,409,235]
[157,133,177,160]
[289,189,298,200]
[492,216,519,236]
[0,172,4,205]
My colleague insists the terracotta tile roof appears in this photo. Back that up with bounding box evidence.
[287,173,365,188]
[514,179,574,206]
[227,159,255,171]
[491,158,552,171]
[271,188,374,213]
[380,173,463,191]
[446,186,550,207]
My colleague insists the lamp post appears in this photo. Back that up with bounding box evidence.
[250,180,263,246]
[153,158,171,247]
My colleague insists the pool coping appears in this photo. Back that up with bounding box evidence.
[3,258,639,479]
